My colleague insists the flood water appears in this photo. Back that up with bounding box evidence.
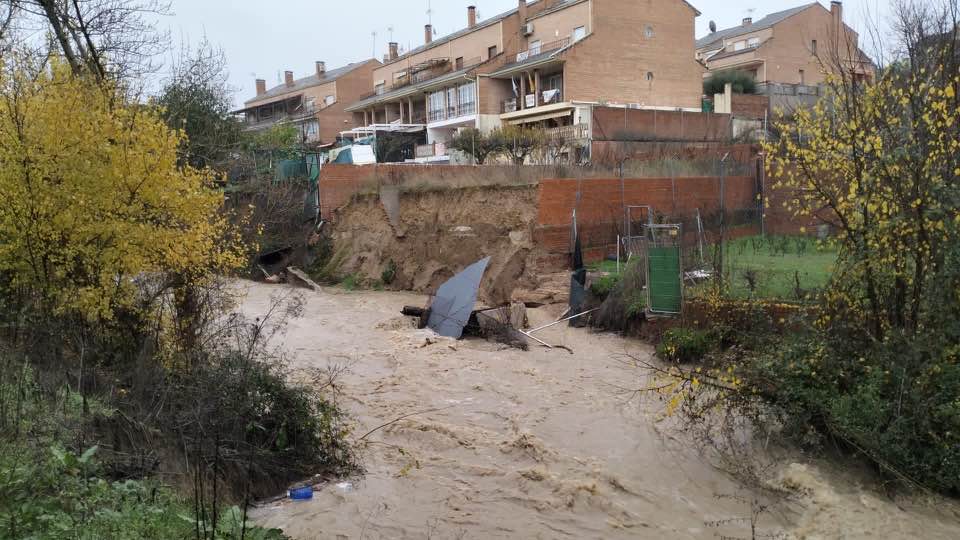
[240,282,960,539]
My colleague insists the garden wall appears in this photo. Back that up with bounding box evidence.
[536,176,760,264]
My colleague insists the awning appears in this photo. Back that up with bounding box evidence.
[507,110,572,125]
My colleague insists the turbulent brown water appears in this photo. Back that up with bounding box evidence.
[240,282,960,539]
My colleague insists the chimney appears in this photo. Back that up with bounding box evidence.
[425,24,433,45]
[284,71,294,87]
[742,17,752,26]
[518,0,527,22]
[831,1,843,28]
[255,79,266,96]
[388,42,399,60]
[315,61,326,77]
[468,5,477,28]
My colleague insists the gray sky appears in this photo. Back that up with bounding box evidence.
[160,0,893,107]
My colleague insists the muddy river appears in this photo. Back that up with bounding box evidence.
[240,282,960,539]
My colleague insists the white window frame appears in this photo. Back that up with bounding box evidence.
[573,26,586,42]
[529,39,542,55]
[734,40,746,51]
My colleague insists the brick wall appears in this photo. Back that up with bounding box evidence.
[536,176,759,261]
[730,94,769,120]
[561,0,704,109]
[591,141,759,168]
[592,107,733,142]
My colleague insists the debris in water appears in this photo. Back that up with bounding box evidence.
[287,266,321,291]
[426,257,490,339]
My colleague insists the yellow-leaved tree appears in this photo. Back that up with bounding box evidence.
[0,58,246,326]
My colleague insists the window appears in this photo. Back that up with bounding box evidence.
[375,82,386,95]
[799,69,806,84]
[644,25,654,38]
[646,71,654,81]
[529,40,542,55]
[446,86,458,118]
[573,26,586,41]
[811,39,818,54]
[734,40,746,51]
[302,120,319,142]
[455,57,464,70]
[748,37,760,47]
[427,90,445,122]
[488,45,498,58]
[324,95,335,106]
[458,82,476,115]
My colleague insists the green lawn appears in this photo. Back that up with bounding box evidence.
[691,235,837,301]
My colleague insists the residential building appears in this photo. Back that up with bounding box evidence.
[344,0,705,162]
[695,1,873,88]
[236,59,380,147]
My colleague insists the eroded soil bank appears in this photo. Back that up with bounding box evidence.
[242,282,960,539]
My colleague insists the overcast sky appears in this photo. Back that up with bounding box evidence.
[159,0,893,107]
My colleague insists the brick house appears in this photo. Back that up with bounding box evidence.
[236,59,380,147]
[695,1,873,88]
[344,0,705,162]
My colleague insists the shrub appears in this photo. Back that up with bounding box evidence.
[703,70,757,96]
[590,274,621,299]
[657,328,717,363]
[381,259,398,285]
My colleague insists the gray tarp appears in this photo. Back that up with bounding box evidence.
[427,257,491,339]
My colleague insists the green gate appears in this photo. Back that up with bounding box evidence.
[645,225,683,315]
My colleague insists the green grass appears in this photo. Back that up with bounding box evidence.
[588,259,622,274]
[691,235,837,301]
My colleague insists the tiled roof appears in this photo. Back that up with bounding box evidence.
[696,3,816,50]
[244,60,377,106]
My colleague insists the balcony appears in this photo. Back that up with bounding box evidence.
[546,123,588,141]
[513,38,570,64]
[501,88,563,113]
[427,101,477,123]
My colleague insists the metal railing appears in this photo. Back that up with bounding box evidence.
[546,123,588,140]
[501,89,563,113]
[427,101,477,123]
[514,38,570,63]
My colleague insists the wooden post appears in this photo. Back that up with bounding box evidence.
[520,74,527,110]
[534,69,542,107]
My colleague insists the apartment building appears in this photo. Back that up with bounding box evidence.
[695,1,872,87]
[236,59,380,147]
[344,0,704,161]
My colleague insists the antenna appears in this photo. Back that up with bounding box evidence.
[426,0,433,25]
[746,8,756,17]
[388,25,394,42]
[709,20,717,33]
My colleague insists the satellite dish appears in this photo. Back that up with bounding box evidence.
[709,20,717,33]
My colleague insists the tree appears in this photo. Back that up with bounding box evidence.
[0,59,245,323]
[157,38,241,171]
[703,70,757,95]
[491,125,547,165]
[447,127,499,165]
[13,0,170,82]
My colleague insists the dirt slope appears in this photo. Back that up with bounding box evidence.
[330,186,551,305]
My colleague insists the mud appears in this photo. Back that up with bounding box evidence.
[241,282,960,539]
[330,186,549,306]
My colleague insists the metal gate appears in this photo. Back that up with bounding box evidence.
[645,224,683,315]
[623,205,654,259]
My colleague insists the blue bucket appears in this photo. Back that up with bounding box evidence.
[288,486,313,500]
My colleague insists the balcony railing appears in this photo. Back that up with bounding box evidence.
[546,123,588,141]
[514,38,570,64]
[427,101,477,123]
[501,88,563,113]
